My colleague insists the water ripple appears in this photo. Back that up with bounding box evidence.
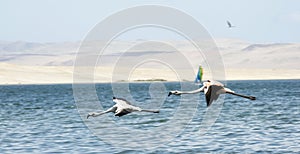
[0,80,299,153]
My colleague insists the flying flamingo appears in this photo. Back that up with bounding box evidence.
[87,97,160,118]
[168,80,256,106]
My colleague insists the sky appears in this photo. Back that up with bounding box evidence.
[1,0,300,43]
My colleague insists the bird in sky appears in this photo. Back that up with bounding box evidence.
[227,20,235,28]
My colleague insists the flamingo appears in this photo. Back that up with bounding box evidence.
[168,80,255,106]
[87,97,160,118]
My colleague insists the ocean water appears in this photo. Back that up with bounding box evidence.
[0,80,299,153]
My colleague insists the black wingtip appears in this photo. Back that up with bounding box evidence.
[250,96,256,100]
[87,115,90,119]
[168,92,172,97]
[113,96,116,99]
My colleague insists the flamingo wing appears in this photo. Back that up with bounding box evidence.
[205,85,223,106]
[115,109,131,117]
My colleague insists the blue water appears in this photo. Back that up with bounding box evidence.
[0,80,299,153]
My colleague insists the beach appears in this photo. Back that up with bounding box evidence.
[1,62,299,85]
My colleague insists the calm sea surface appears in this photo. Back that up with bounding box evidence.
[0,80,299,153]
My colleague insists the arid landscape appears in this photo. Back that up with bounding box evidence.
[0,39,299,84]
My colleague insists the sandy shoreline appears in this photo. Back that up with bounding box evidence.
[0,63,299,85]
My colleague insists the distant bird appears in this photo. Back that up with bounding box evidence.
[168,80,255,106]
[227,20,235,28]
[87,97,160,118]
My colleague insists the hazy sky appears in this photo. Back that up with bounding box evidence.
[1,0,300,43]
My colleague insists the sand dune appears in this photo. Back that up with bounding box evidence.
[0,39,299,84]
[0,62,299,85]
